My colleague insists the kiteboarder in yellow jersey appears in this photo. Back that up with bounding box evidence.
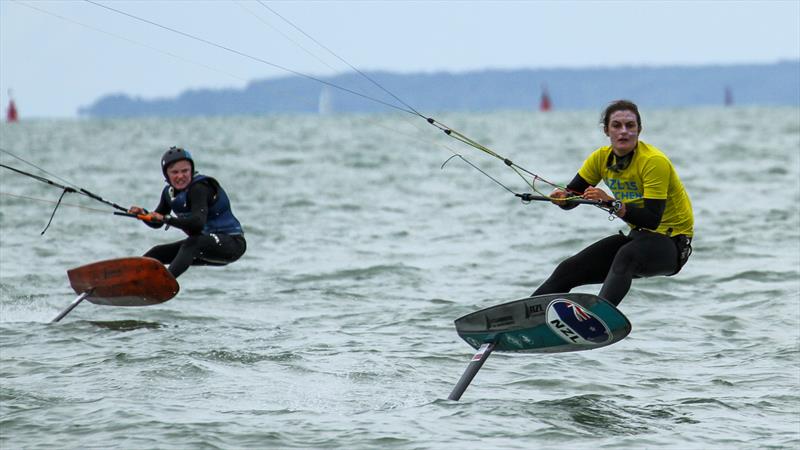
[128,147,246,278]
[533,100,694,306]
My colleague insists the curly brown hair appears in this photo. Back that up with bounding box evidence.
[601,100,642,132]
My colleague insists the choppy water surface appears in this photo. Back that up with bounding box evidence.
[1,108,799,449]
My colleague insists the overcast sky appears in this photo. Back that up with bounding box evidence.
[1,0,799,118]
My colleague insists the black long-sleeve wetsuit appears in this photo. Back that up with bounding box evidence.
[143,181,246,278]
[532,174,689,306]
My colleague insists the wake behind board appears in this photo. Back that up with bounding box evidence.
[448,293,630,401]
[52,257,179,323]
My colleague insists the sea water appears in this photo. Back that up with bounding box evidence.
[1,107,799,449]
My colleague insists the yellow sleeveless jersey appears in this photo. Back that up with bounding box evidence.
[577,141,694,237]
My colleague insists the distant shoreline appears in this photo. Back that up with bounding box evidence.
[77,60,800,118]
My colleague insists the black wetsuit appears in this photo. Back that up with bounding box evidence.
[143,179,246,278]
[532,174,691,306]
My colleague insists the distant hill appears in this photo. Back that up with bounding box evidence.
[78,61,800,117]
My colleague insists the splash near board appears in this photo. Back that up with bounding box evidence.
[448,293,631,400]
[52,257,179,323]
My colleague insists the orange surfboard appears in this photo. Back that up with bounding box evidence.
[67,257,179,306]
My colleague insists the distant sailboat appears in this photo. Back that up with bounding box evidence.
[539,84,552,112]
[6,90,18,123]
[318,86,333,115]
[724,86,734,107]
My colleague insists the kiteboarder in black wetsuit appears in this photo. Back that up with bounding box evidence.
[532,100,694,306]
[128,147,246,278]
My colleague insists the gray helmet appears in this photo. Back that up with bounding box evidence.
[161,146,194,179]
